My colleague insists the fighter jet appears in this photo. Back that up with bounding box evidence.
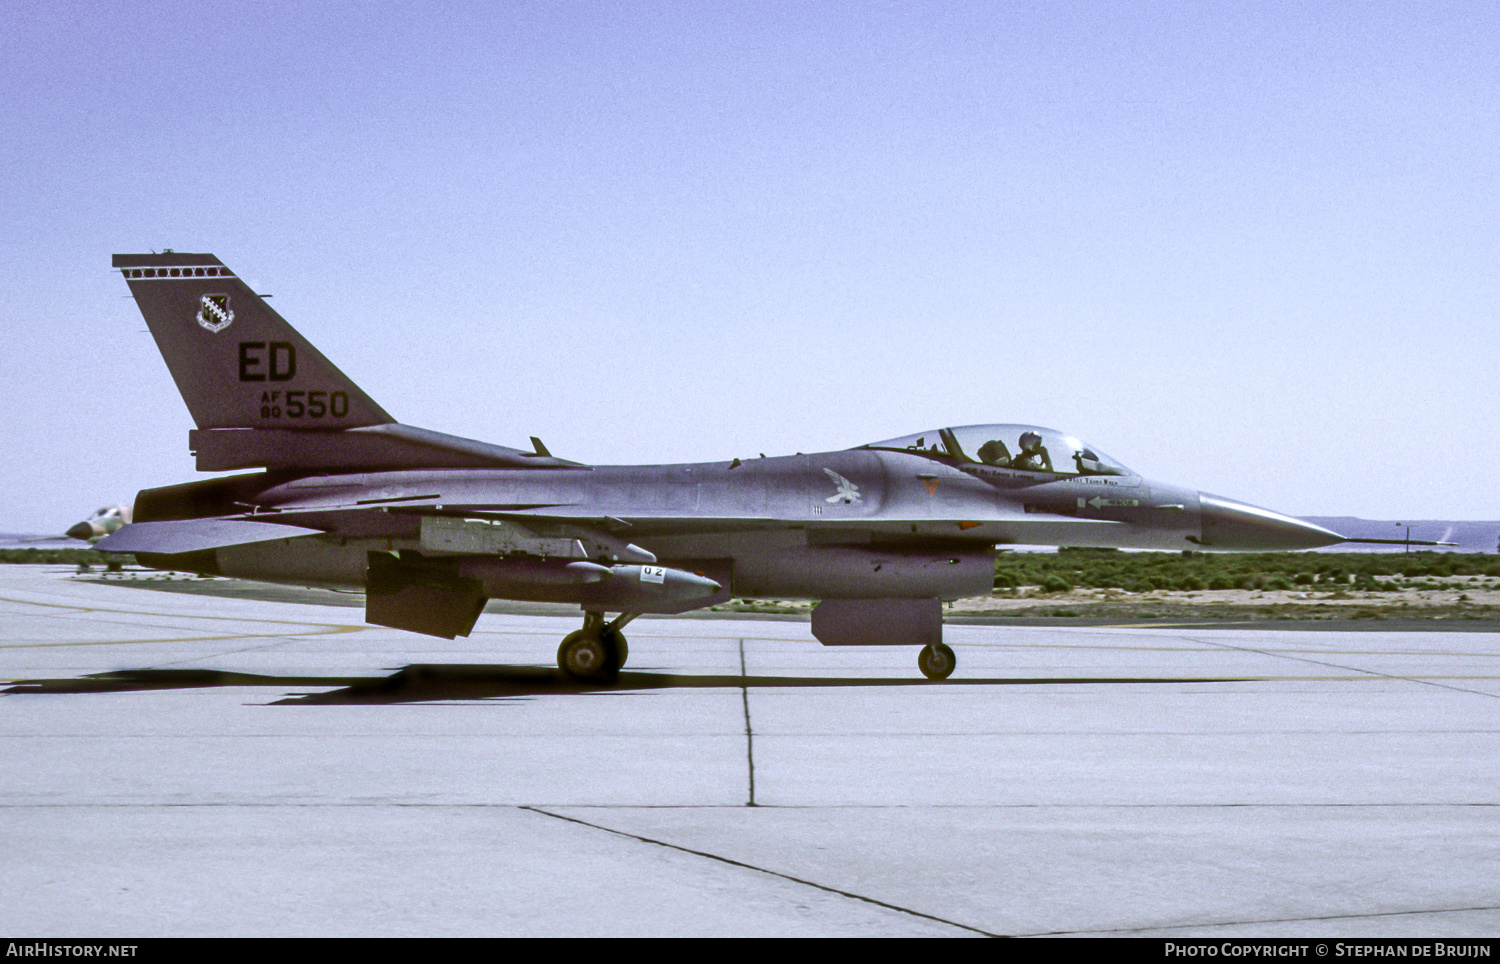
[96,252,1354,681]
[16,504,133,544]
[65,504,132,543]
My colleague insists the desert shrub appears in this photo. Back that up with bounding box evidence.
[1,548,132,565]
[992,550,1494,595]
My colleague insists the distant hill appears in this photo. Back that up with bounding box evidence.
[1305,518,1500,553]
[0,535,52,549]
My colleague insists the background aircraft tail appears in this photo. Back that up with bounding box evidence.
[113,252,392,431]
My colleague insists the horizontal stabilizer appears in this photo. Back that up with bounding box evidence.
[93,519,322,555]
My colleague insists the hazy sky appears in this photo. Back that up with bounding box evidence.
[2,1,1496,533]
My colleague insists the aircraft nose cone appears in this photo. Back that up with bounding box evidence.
[1197,493,1344,551]
[65,522,95,541]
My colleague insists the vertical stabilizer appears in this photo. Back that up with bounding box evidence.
[113,253,392,430]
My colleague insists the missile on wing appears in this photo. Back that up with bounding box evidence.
[365,551,722,639]
[454,556,722,609]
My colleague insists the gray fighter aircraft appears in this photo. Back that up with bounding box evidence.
[65,504,133,543]
[96,252,1353,681]
[18,504,132,545]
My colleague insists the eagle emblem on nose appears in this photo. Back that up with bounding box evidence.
[823,468,862,504]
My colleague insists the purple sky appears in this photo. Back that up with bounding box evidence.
[2,1,1496,533]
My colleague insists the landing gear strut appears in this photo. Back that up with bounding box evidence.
[917,641,956,680]
[557,611,638,682]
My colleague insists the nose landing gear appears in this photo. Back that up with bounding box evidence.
[917,641,956,680]
[557,611,637,682]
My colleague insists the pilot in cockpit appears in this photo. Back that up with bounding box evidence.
[1009,431,1053,472]
[977,438,1012,466]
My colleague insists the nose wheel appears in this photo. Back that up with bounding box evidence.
[918,642,956,680]
[557,611,636,682]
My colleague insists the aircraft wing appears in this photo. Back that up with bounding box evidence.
[258,503,1128,543]
[108,496,1129,561]
[418,507,1130,551]
[93,519,324,555]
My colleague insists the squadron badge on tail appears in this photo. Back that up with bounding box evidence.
[196,293,233,333]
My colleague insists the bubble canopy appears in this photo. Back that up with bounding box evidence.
[863,424,1136,478]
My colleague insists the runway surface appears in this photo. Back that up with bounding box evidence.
[2,565,1498,937]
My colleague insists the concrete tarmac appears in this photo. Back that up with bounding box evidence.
[2,565,1498,937]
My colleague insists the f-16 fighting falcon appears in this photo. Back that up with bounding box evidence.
[19,504,132,544]
[65,504,132,543]
[97,252,1359,681]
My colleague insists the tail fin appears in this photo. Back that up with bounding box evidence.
[113,253,392,430]
[114,252,584,474]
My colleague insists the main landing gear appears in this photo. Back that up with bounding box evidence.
[557,611,956,682]
[917,642,956,680]
[557,610,638,682]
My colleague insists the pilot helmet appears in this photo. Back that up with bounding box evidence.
[1019,431,1043,450]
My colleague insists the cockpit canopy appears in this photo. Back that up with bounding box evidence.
[863,424,1136,477]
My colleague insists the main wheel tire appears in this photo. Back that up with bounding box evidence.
[918,642,956,680]
[601,628,628,669]
[558,630,619,682]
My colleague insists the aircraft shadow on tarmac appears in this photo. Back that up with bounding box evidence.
[2,665,1250,705]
